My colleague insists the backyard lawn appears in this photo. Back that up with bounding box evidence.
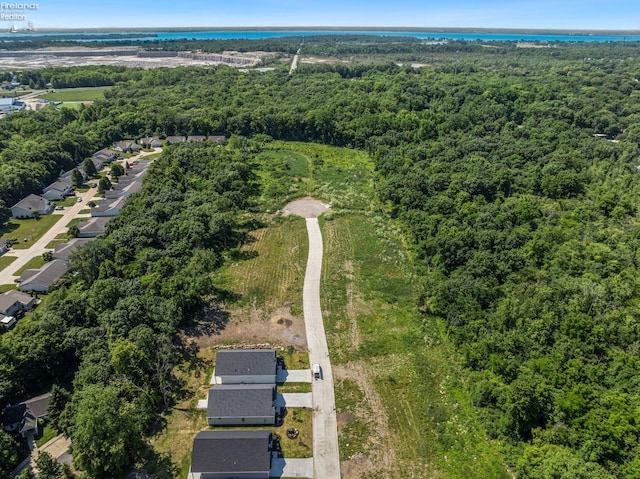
[40,86,111,102]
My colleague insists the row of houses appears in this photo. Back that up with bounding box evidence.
[190,349,279,479]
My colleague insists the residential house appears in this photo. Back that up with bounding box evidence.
[140,136,162,148]
[113,140,141,153]
[11,194,55,219]
[77,217,110,238]
[209,135,227,145]
[42,181,73,200]
[105,180,142,199]
[52,238,93,261]
[1,393,50,438]
[166,136,186,144]
[207,384,277,426]
[92,148,118,166]
[59,167,87,185]
[17,259,68,293]
[90,196,127,217]
[213,349,277,385]
[188,430,272,479]
[0,290,37,317]
[187,135,207,142]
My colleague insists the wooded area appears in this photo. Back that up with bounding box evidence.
[1,39,640,478]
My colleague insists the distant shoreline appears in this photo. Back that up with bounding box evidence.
[10,26,640,35]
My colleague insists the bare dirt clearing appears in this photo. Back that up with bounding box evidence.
[282,198,331,218]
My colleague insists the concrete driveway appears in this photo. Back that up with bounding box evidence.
[270,457,313,478]
[277,368,312,383]
[277,393,312,408]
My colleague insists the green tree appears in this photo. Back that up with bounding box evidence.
[71,168,83,188]
[35,451,62,479]
[71,384,143,479]
[82,158,98,177]
[110,163,125,179]
[97,177,111,194]
[0,430,19,477]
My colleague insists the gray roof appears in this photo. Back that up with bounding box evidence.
[0,290,34,314]
[207,384,276,419]
[53,238,92,260]
[77,216,111,235]
[0,295,20,315]
[190,430,272,474]
[18,260,68,288]
[187,135,206,142]
[215,349,277,377]
[2,393,50,428]
[91,196,127,216]
[12,194,52,211]
[166,136,186,143]
[44,181,71,193]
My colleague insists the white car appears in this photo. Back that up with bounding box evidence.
[77,197,82,203]
[312,363,322,380]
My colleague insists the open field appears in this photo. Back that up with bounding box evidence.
[40,86,112,102]
[0,215,63,249]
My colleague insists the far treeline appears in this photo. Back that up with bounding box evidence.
[1,40,640,478]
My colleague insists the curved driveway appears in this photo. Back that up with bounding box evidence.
[303,217,341,479]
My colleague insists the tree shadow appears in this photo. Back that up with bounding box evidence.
[182,301,231,337]
[132,443,179,479]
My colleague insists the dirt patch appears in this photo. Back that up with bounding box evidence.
[341,452,374,479]
[282,197,330,218]
[336,411,355,428]
[186,302,308,351]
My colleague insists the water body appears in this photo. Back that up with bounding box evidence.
[1,29,639,42]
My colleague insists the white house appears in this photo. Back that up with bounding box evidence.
[11,194,55,219]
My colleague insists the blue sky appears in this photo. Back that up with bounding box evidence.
[4,0,640,30]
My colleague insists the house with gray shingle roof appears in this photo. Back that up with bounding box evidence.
[77,217,110,238]
[213,349,277,385]
[113,140,141,153]
[11,194,55,219]
[17,259,68,293]
[166,136,186,144]
[0,290,37,316]
[52,238,93,261]
[189,430,272,479]
[140,136,162,148]
[1,393,50,437]
[90,196,127,217]
[207,384,277,426]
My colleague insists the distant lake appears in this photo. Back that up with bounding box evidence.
[1,29,639,42]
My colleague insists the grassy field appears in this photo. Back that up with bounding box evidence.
[39,86,111,102]
[0,284,17,293]
[216,217,308,313]
[14,256,47,276]
[151,141,507,479]
[0,255,17,273]
[0,215,63,249]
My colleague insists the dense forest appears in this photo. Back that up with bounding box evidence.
[2,39,640,477]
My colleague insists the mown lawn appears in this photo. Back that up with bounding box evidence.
[0,215,63,249]
[39,86,111,102]
[0,255,17,273]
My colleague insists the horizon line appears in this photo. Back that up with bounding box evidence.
[7,26,640,35]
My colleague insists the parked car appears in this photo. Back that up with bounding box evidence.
[76,197,82,203]
[312,363,322,380]
[55,206,64,210]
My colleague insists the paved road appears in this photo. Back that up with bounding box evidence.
[303,217,341,479]
[0,187,98,285]
[0,147,161,286]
